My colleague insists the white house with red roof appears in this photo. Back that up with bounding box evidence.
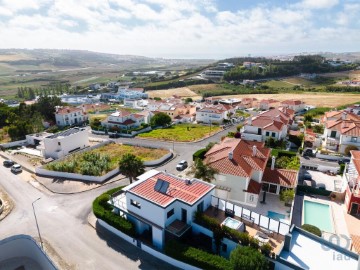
[259,99,280,110]
[241,108,293,142]
[342,150,360,216]
[280,100,305,113]
[204,138,298,207]
[101,110,145,130]
[196,104,235,124]
[110,170,215,249]
[55,106,88,127]
[323,119,360,153]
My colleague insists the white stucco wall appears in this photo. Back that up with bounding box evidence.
[213,174,248,204]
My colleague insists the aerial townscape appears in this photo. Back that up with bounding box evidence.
[0,1,360,270]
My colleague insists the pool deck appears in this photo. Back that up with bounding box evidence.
[204,206,284,254]
[303,196,351,249]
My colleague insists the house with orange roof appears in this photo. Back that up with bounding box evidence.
[321,110,360,124]
[280,100,305,113]
[55,106,88,127]
[196,104,235,124]
[204,138,298,207]
[110,169,215,249]
[241,108,293,142]
[342,150,360,216]
[238,97,258,109]
[101,110,145,130]
[259,99,280,110]
[323,119,360,153]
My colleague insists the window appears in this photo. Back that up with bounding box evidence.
[265,131,270,136]
[272,132,276,137]
[167,209,174,219]
[58,142,61,146]
[351,137,357,143]
[197,201,204,213]
[249,195,254,202]
[130,199,141,209]
[330,131,336,138]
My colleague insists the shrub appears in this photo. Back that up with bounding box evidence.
[222,226,250,246]
[236,124,243,132]
[301,224,322,237]
[339,163,345,175]
[193,148,207,161]
[249,237,260,250]
[260,243,273,257]
[92,187,136,237]
[296,185,331,196]
[165,240,232,270]
[277,150,297,158]
[230,246,269,270]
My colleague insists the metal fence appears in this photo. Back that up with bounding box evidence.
[211,195,290,235]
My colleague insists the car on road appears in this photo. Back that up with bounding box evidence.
[3,159,14,167]
[109,133,120,138]
[11,164,22,173]
[302,148,316,157]
[303,172,312,180]
[176,160,188,171]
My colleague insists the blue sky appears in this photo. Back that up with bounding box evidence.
[0,0,359,58]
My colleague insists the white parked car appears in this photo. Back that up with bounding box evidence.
[11,164,22,173]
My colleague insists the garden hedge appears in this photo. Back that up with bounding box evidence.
[165,240,232,270]
[277,150,297,158]
[296,185,332,196]
[93,186,136,237]
[301,224,322,237]
[193,148,207,161]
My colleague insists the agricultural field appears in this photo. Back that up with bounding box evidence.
[137,124,221,141]
[147,87,201,99]
[45,143,169,176]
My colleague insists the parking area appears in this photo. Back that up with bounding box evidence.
[299,168,343,191]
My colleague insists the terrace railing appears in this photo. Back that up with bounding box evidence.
[211,195,290,236]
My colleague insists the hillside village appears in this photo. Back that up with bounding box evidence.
[1,63,360,269]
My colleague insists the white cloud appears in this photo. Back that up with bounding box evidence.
[299,0,339,9]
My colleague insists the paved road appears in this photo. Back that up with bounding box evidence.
[0,162,175,269]
[0,125,238,269]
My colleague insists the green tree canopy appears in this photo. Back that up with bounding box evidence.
[119,153,145,184]
[150,112,171,127]
[194,159,218,182]
[230,246,269,270]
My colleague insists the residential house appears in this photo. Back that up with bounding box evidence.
[346,104,360,115]
[238,98,258,109]
[242,62,261,69]
[196,104,235,124]
[40,127,89,159]
[343,150,360,216]
[100,87,148,101]
[101,110,145,130]
[323,119,360,153]
[204,138,298,207]
[204,97,222,104]
[123,98,148,108]
[259,99,280,110]
[321,110,360,123]
[147,99,196,121]
[80,103,111,114]
[110,170,215,249]
[200,70,225,80]
[241,108,293,142]
[280,100,305,113]
[55,106,88,127]
[89,83,101,91]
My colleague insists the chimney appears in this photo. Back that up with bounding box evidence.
[342,112,347,120]
[271,156,276,170]
[229,151,233,160]
[252,145,257,157]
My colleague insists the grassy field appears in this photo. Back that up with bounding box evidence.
[147,87,201,99]
[45,143,169,175]
[138,124,221,141]
[282,77,317,86]
[261,80,295,89]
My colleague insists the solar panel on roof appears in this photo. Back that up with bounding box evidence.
[159,181,169,194]
[154,179,163,192]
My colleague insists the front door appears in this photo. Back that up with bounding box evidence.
[350,203,359,215]
[181,208,187,223]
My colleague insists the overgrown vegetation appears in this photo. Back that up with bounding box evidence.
[92,186,136,237]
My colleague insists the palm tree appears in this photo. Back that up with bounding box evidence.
[194,159,218,182]
[119,153,145,184]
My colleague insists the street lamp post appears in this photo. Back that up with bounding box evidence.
[32,197,43,249]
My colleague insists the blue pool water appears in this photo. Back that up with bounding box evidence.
[221,217,242,230]
[303,200,334,233]
[267,211,286,221]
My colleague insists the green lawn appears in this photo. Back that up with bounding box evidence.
[261,80,294,89]
[137,124,221,141]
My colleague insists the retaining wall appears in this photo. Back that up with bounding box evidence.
[0,140,27,149]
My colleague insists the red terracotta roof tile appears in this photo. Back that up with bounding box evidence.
[351,234,360,254]
[56,106,82,115]
[262,168,298,187]
[246,180,262,194]
[129,172,214,207]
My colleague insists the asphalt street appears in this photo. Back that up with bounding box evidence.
[0,125,237,269]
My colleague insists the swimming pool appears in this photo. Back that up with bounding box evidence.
[303,200,334,233]
[267,211,286,221]
[221,217,244,231]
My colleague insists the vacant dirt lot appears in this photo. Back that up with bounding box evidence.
[220,92,360,107]
[147,87,201,99]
